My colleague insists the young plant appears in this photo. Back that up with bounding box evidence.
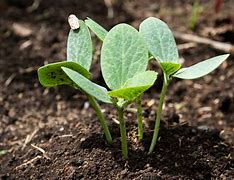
[189,0,202,30]
[139,17,229,154]
[85,17,149,140]
[100,23,157,158]
[37,19,113,144]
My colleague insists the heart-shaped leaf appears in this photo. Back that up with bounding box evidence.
[62,67,112,103]
[139,17,180,68]
[67,20,92,71]
[85,17,108,41]
[173,54,229,79]
[101,24,148,90]
[38,61,91,87]
[108,71,157,101]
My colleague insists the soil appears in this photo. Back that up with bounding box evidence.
[0,0,234,179]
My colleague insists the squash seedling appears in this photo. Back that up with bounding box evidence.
[66,21,157,158]
[139,17,230,154]
[85,18,150,141]
[37,17,113,144]
[100,23,157,158]
[38,16,157,159]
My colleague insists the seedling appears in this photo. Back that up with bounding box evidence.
[38,15,228,159]
[65,22,157,159]
[189,0,202,30]
[85,18,150,140]
[139,17,229,154]
[37,18,113,144]
[100,23,157,158]
[38,17,157,159]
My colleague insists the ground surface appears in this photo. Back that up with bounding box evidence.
[0,0,233,179]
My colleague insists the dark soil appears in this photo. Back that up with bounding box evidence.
[0,0,233,179]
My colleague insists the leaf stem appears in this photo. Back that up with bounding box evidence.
[117,106,128,159]
[148,74,169,154]
[137,95,143,140]
[87,95,113,145]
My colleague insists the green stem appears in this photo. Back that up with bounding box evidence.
[148,74,170,154]
[137,95,143,140]
[87,95,112,145]
[117,106,128,159]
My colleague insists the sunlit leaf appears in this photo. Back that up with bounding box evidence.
[101,24,148,90]
[173,54,229,79]
[38,61,91,87]
[85,17,108,41]
[139,17,179,66]
[108,71,157,101]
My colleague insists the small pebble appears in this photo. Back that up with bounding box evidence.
[80,138,86,142]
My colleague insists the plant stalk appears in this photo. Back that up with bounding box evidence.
[148,74,169,154]
[87,95,113,145]
[117,106,128,159]
[137,95,143,140]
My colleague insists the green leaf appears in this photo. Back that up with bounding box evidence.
[85,17,108,41]
[139,17,179,64]
[160,62,181,75]
[124,71,157,87]
[38,61,91,87]
[101,24,148,90]
[173,54,229,79]
[108,71,157,101]
[67,20,92,71]
[62,67,112,103]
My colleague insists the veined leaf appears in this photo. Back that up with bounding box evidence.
[173,54,229,79]
[139,17,179,65]
[85,17,108,41]
[67,20,92,71]
[62,67,112,103]
[38,61,91,87]
[108,71,157,101]
[160,62,181,75]
[124,71,157,87]
[101,23,148,90]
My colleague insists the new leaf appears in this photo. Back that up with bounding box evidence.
[108,71,157,101]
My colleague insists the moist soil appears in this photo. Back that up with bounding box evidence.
[0,0,234,179]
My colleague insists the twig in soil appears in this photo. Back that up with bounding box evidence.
[31,144,50,160]
[104,0,114,18]
[15,155,42,170]
[177,42,197,50]
[112,118,120,124]
[22,129,39,150]
[58,134,75,138]
[125,108,137,113]
[174,31,234,54]
[27,0,41,12]
[19,66,38,74]
[5,74,16,86]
